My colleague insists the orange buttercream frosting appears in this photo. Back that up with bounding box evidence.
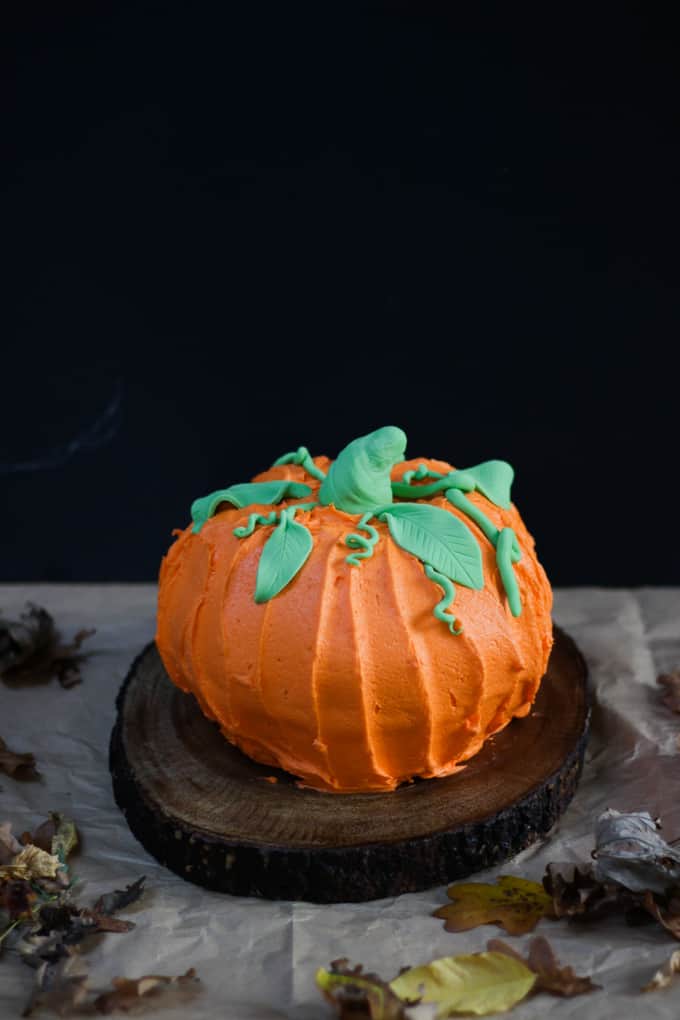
[156,441,553,793]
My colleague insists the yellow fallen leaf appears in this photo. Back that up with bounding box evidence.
[433,876,554,935]
[390,951,536,1017]
[642,949,680,992]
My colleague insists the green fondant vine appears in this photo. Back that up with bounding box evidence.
[273,446,327,482]
[187,428,524,629]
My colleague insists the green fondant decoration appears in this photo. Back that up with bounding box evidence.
[233,510,280,538]
[254,507,314,603]
[378,503,483,590]
[460,460,514,509]
[233,502,318,540]
[192,481,313,533]
[192,428,523,621]
[273,446,327,482]
[496,527,522,617]
[402,464,442,485]
[424,563,462,634]
[319,426,407,514]
[445,488,500,547]
[446,488,522,612]
[391,472,476,500]
[345,513,380,567]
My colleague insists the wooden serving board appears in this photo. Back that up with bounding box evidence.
[110,626,589,903]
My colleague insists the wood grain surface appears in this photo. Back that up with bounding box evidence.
[110,626,589,902]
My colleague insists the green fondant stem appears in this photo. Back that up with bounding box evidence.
[319,426,407,513]
[445,488,500,546]
[273,446,326,481]
[345,513,380,566]
[424,563,462,634]
[496,527,522,617]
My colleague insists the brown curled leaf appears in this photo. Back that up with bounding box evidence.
[0,821,24,864]
[0,878,36,920]
[22,951,90,1017]
[0,736,39,780]
[642,949,680,992]
[93,967,200,1014]
[30,816,58,853]
[542,862,644,922]
[0,603,94,688]
[643,889,680,940]
[658,671,680,714]
[94,876,146,916]
[488,936,599,997]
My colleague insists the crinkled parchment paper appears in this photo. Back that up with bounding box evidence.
[1,585,680,1018]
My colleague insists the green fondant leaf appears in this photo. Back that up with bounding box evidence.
[381,503,483,589]
[462,461,514,510]
[254,513,313,603]
[191,481,313,533]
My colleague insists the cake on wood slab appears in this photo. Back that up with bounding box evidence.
[155,427,553,794]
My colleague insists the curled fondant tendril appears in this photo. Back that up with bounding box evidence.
[424,563,462,634]
[234,511,279,538]
[273,446,327,482]
[402,463,441,485]
[234,501,318,539]
[496,527,522,617]
[391,472,476,500]
[345,512,380,566]
[287,501,318,517]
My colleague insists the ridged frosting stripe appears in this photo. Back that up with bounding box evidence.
[313,531,388,791]
[258,519,334,786]
[350,537,432,784]
[190,518,254,731]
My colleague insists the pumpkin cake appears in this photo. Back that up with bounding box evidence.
[156,427,553,793]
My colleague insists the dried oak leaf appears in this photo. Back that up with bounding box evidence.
[0,736,39,780]
[658,672,680,714]
[94,876,146,916]
[642,948,680,992]
[316,959,409,1019]
[488,936,599,997]
[433,876,555,936]
[0,603,94,688]
[93,967,200,1015]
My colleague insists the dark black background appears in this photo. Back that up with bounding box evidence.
[2,3,679,584]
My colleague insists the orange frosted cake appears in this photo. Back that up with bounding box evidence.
[156,427,553,793]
